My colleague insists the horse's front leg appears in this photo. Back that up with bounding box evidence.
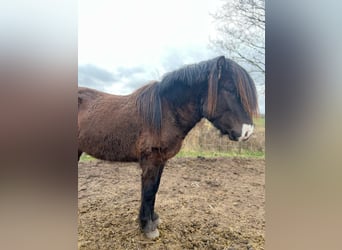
[139,159,165,239]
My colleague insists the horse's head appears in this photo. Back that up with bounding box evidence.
[201,56,259,142]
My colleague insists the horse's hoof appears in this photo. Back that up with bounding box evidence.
[145,229,159,239]
[153,218,161,226]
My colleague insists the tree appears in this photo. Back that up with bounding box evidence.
[211,0,265,83]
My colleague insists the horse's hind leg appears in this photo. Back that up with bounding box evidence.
[139,159,165,239]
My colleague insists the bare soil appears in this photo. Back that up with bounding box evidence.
[78,157,265,250]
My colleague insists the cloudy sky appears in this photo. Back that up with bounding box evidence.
[78,0,265,113]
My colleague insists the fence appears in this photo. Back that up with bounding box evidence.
[180,119,265,154]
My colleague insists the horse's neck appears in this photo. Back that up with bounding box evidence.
[167,86,204,136]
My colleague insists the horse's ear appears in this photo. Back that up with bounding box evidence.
[216,56,226,79]
[217,56,226,67]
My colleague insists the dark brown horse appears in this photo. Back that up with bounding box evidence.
[78,56,258,239]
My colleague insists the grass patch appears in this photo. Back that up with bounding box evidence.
[254,116,265,128]
[80,151,264,161]
[79,153,96,162]
[176,150,264,159]
[80,150,264,162]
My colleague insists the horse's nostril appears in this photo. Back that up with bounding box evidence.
[244,131,249,137]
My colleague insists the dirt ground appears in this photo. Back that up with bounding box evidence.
[78,157,265,250]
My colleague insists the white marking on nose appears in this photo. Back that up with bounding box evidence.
[238,124,254,141]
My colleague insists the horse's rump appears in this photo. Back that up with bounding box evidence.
[78,87,104,109]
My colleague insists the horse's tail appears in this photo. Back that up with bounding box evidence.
[136,82,162,137]
[78,96,82,108]
[78,89,85,111]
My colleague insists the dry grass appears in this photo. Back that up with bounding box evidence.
[180,117,265,157]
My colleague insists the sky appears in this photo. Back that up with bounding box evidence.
[78,0,265,113]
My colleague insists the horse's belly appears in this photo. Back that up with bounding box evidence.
[78,129,139,162]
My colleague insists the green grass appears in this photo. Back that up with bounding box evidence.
[254,116,265,128]
[176,150,264,159]
[80,150,264,162]
[79,153,96,162]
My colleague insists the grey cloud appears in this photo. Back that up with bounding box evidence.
[161,52,185,72]
[115,66,153,91]
[78,48,220,93]
[79,64,118,82]
[161,45,218,73]
[116,66,145,77]
[78,63,152,93]
[120,73,152,92]
[78,64,119,91]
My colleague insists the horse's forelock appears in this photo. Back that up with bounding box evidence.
[207,58,259,119]
[233,64,259,118]
[207,62,220,117]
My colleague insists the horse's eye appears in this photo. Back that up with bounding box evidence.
[223,84,235,93]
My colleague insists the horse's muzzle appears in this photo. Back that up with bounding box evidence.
[237,124,254,142]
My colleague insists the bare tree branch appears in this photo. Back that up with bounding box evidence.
[210,0,265,81]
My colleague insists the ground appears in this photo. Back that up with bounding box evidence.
[78,157,265,250]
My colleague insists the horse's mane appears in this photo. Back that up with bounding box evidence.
[158,58,216,92]
[135,81,163,135]
[136,56,258,135]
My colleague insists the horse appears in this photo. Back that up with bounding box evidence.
[78,56,258,239]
